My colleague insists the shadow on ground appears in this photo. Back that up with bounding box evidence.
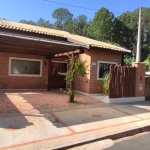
[0,89,150,129]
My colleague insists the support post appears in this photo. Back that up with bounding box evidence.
[136,7,142,63]
[69,54,75,103]
[47,58,52,91]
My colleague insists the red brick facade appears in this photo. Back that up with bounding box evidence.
[0,49,122,94]
[0,52,48,89]
[74,49,122,94]
[132,62,145,97]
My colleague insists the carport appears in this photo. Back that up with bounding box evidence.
[0,31,84,90]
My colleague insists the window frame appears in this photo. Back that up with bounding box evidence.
[97,61,118,80]
[9,57,42,77]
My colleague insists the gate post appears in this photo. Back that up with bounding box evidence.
[132,62,145,98]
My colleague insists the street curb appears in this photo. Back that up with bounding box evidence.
[56,125,150,150]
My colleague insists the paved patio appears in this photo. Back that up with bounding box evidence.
[0,89,103,113]
[1,90,150,149]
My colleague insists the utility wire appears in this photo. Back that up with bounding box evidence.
[43,0,122,14]
[43,0,150,16]
[43,0,97,11]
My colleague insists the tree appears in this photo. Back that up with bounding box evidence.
[144,54,150,71]
[52,21,63,30]
[87,7,114,42]
[52,8,73,22]
[114,12,138,56]
[62,18,74,32]
[140,8,150,61]
[37,18,52,28]
[59,55,88,103]
[123,55,135,65]
[73,15,89,36]
[20,20,36,25]
[113,7,150,61]
[113,12,137,57]
[52,8,73,30]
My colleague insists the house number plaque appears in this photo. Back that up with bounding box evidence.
[92,62,96,66]
[139,84,143,91]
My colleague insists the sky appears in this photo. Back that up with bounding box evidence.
[0,0,150,23]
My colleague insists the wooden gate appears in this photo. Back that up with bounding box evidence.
[109,65,136,98]
[145,77,150,100]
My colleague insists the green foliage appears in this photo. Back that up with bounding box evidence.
[62,19,74,32]
[52,8,73,23]
[37,18,52,28]
[62,15,89,36]
[19,7,150,61]
[73,15,89,36]
[52,21,63,30]
[58,55,88,97]
[112,12,137,51]
[102,72,109,94]
[20,18,52,28]
[20,20,36,25]
[144,54,150,71]
[124,55,135,65]
[87,7,114,41]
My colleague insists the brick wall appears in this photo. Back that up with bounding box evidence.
[75,49,122,94]
[74,52,91,93]
[0,52,48,89]
[90,49,122,94]
[0,49,123,93]
[132,62,145,97]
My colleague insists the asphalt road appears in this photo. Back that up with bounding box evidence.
[106,132,150,150]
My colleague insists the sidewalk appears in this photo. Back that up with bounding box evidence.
[1,100,150,150]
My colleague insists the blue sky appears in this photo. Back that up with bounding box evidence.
[0,0,150,23]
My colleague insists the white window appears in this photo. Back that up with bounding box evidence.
[9,57,42,77]
[97,61,117,80]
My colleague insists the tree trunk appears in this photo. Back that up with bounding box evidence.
[69,93,74,103]
[69,79,74,103]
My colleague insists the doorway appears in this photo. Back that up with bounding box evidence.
[51,62,67,88]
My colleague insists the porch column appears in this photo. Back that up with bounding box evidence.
[47,58,52,91]
[132,62,145,98]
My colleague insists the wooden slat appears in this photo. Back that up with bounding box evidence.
[109,65,136,99]
[120,66,123,97]
[114,66,117,98]
[109,65,113,98]
[133,67,136,97]
[118,65,121,98]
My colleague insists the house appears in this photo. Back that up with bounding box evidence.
[0,19,130,94]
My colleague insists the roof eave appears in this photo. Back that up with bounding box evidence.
[91,45,131,53]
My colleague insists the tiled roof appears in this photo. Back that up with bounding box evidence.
[0,19,69,38]
[67,34,131,53]
[0,19,131,53]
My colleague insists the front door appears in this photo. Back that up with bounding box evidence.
[51,62,67,88]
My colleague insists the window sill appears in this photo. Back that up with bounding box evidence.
[97,78,103,80]
[9,74,42,77]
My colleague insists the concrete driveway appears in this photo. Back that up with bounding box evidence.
[1,90,150,149]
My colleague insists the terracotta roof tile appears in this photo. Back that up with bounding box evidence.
[0,19,69,38]
[0,19,131,53]
[67,34,131,53]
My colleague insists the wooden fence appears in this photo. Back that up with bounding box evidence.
[109,65,136,98]
[145,77,150,100]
